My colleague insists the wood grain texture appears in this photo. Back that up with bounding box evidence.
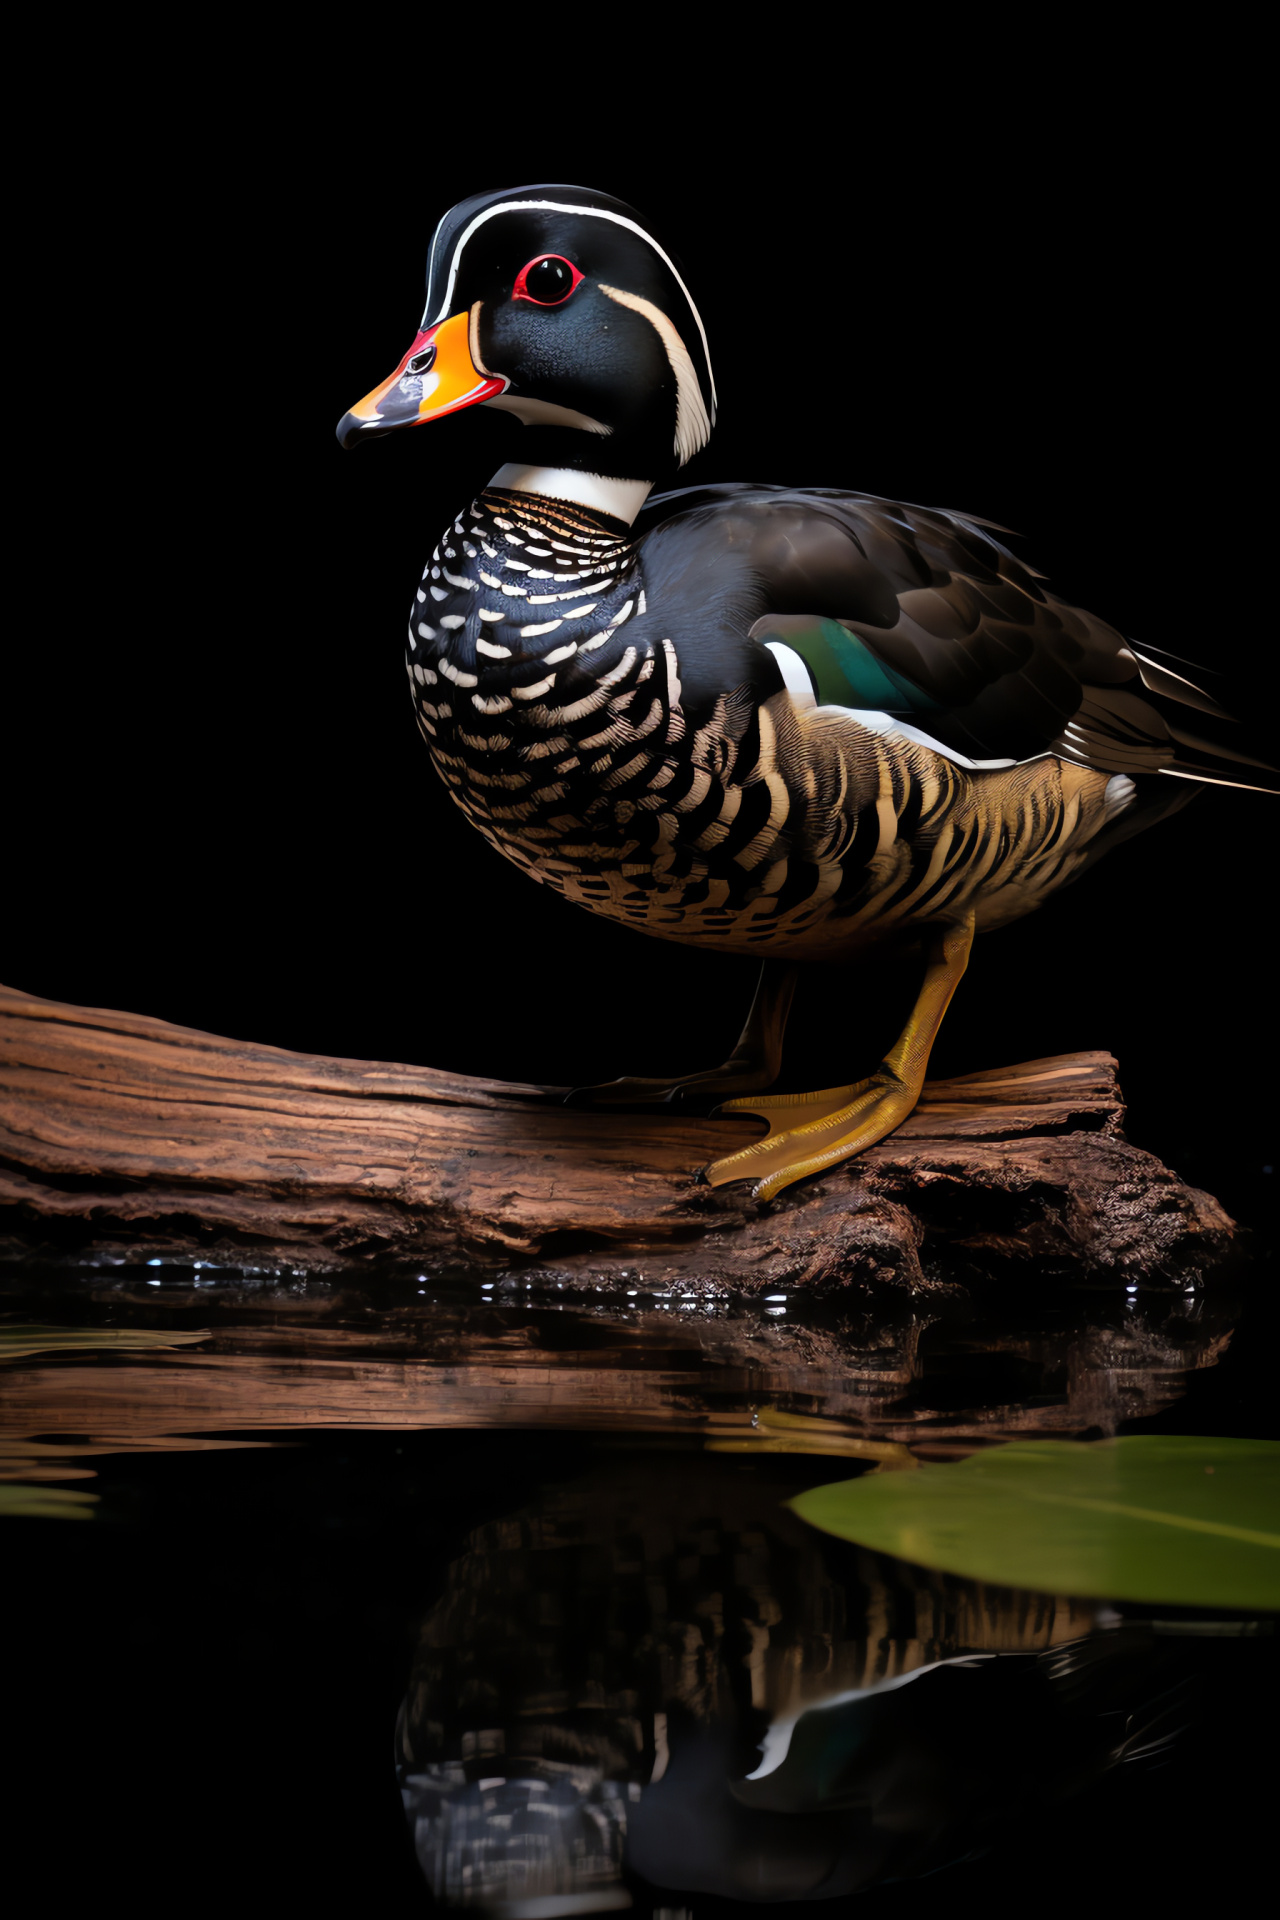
[0,983,1235,1286]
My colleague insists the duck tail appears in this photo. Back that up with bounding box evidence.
[1130,644,1280,794]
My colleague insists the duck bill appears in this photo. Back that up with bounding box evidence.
[336,309,506,447]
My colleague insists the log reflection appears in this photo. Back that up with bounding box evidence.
[0,1271,1238,1482]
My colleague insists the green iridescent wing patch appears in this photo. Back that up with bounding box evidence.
[758,617,941,714]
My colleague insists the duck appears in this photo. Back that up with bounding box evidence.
[336,184,1275,1201]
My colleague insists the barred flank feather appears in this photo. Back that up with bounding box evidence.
[406,484,1273,974]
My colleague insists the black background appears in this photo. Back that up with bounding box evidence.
[5,38,1277,1915]
[7,41,1275,1228]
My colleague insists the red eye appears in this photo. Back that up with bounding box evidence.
[512,254,584,306]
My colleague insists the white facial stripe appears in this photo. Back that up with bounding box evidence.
[598,284,712,466]
[425,198,717,413]
[467,301,490,375]
[483,394,612,435]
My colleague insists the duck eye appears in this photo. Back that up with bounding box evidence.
[512,254,583,307]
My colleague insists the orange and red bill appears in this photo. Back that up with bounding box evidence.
[336,310,506,447]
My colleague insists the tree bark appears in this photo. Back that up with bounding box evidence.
[0,983,1236,1289]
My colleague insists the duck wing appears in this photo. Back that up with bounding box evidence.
[642,483,1277,790]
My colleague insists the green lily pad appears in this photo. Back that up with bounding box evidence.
[790,1436,1280,1611]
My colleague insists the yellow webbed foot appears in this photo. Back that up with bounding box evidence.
[707,1070,919,1200]
[706,912,976,1202]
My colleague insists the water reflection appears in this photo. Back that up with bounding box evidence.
[396,1451,1210,1907]
[2,1264,1272,1904]
[0,1267,1239,1485]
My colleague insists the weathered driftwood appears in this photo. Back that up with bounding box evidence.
[0,983,1235,1288]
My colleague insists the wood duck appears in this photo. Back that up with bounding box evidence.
[337,184,1275,1201]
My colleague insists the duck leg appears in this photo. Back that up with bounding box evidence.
[569,961,798,1106]
[706,913,976,1201]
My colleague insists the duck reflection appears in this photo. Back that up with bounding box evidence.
[397,1453,1187,1908]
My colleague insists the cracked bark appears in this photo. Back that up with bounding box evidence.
[0,983,1237,1289]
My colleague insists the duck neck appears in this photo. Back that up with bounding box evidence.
[488,463,653,528]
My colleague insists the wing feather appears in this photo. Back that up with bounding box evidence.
[643,483,1277,791]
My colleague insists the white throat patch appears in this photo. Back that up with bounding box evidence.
[487,464,653,524]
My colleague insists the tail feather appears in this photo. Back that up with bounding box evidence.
[1120,648,1280,791]
[1129,639,1228,678]
[1132,650,1236,722]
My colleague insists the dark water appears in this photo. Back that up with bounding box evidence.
[3,1262,1277,1915]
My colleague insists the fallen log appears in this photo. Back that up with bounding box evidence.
[0,983,1236,1288]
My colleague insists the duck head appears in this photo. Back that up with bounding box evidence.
[336,185,716,505]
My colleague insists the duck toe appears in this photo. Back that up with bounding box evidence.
[565,1061,779,1108]
[706,1072,919,1201]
